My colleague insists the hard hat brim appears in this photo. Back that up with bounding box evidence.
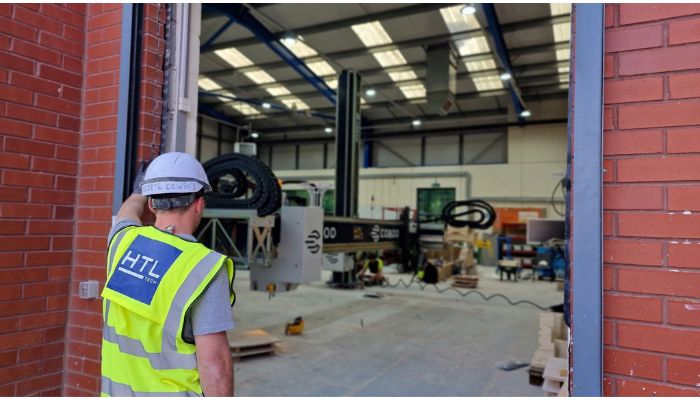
[141,177,212,196]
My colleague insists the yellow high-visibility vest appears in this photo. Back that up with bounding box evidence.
[100,226,234,397]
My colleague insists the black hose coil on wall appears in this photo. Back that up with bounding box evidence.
[203,153,282,216]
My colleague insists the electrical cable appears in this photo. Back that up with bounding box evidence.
[551,178,566,217]
[382,276,553,311]
[419,199,497,230]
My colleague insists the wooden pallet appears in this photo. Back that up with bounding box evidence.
[227,329,280,362]
[452,275,479,289]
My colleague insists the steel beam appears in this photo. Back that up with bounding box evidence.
[200,18,235,51]
[482,4,526,117]
[204,4,336,105]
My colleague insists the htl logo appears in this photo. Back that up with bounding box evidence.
[118,250,162,284]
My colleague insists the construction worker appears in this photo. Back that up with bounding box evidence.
[101,152,235,396]
[357,251,385,287]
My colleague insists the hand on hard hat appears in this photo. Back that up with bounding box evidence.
[132,160,149,195]
[141,152,211,197]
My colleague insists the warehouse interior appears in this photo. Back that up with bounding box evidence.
[192,3,570,396]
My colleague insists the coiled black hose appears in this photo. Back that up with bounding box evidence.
[420,199,497,229]
[202,153,281,216]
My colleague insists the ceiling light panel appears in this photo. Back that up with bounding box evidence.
[324,78,338,90]
[550,3,572,16]
[244,69,276,85]
[472,75,504,91]
[440,5,481,33]
[214,47,254,68]
[351,21,393,47]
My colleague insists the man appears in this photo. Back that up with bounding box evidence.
[101,152,235,396]
[357,252,385,287]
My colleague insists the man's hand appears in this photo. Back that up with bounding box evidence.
[195,332,233,396]
[132,160,149,195]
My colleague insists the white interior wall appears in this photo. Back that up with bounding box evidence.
[272,123,567,219]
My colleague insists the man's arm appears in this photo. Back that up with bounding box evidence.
[195,332,233,396]
[115,193,147,224]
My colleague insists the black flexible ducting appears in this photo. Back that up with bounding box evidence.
[383,276,553,311]
[419,199,497,230]
[203,153,281,216]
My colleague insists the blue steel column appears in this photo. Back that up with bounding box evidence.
[571,3,604,396]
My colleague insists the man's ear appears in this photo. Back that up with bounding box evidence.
[195,196,205,214]
[147,197,156,214]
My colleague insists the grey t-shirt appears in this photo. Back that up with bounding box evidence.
[108,219,235,342]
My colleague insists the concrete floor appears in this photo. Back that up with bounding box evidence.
[229,265,563,396]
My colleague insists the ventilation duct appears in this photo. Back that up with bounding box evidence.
[426,43,457,116]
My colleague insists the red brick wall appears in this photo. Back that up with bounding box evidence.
[0,4,85,396]
[63,4,165,396]
[603,4,700,396]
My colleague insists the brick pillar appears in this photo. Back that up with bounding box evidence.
[63,4,166,396]
[603,4,700,396]
[0,4,85,396]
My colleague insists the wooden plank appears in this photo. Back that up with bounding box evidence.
[226,328,280,349]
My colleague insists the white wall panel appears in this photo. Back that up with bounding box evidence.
[271,144,296,170]
[298,144,324,170]
[425,136,459,165]
[199,137,218,163]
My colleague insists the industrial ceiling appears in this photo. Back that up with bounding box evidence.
[197,3,571,142]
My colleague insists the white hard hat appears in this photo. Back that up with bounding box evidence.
[141,152,211,196]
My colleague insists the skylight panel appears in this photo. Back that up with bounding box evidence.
[550,3,572,16]
[324,78,338,90]
[283,37,318,58]
[439,5,480,33]
[228,102,260,116]
[214,47,254,68]
[281,97,310,111]
[472,75,504,91]
[556,49,570,61]
[198,77,223,91]
[455,36,491,57]
[265,85,291,96]
[373,50,407,67]
[351,21,392,47]
[307,60,335,77]
[464,58,497,72]
[553,23,571,42]
[388,70,417,82]
[244,70,276,85]
[399,83,426,99]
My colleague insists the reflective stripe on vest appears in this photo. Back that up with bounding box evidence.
[101,226,234,396]
[101,376,199,397]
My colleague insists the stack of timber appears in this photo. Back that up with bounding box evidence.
[226,329,280,361]
[528,312,569,396]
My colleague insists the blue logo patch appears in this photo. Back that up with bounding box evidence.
[106,235,182,305]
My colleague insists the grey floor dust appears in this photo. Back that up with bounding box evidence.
[228,265,563,396]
